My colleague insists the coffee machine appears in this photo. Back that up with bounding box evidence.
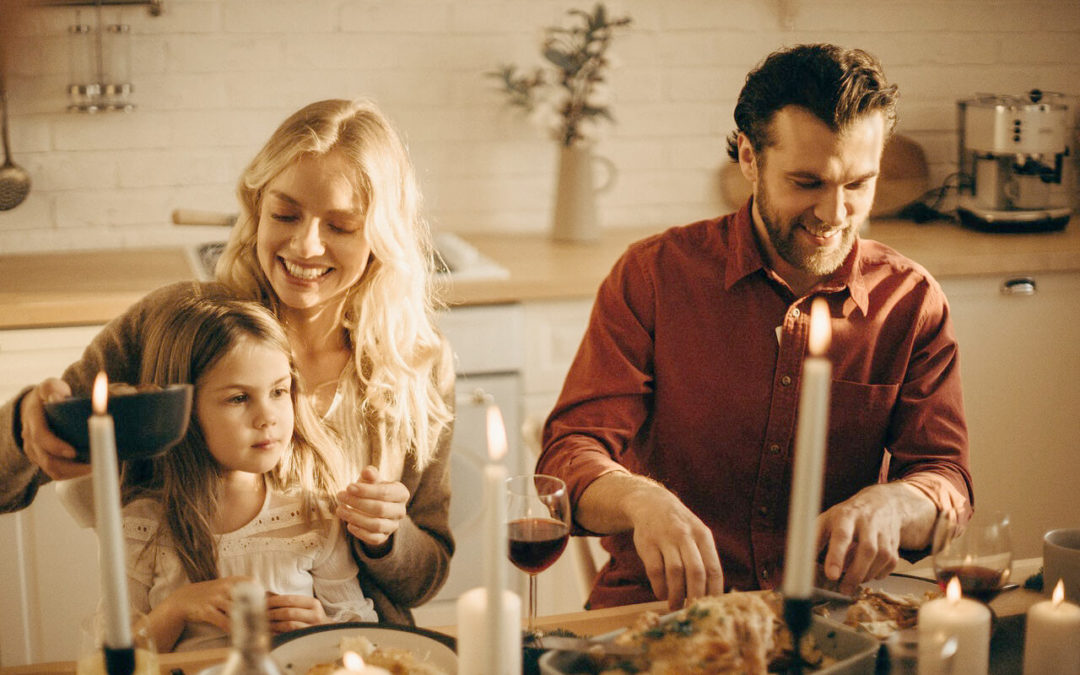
[957,90,1072,232]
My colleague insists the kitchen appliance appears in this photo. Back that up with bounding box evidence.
[957,90,1073,232]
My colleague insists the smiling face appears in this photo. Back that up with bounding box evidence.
[195,336,295,476]
[738,105,886,292]
[255,150,371,320]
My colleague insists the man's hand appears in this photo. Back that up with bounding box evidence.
[816,482,937,594]
[578,473,723,611]
[336,465,410,551]
[266,593,330,634]
[19,378,90,481]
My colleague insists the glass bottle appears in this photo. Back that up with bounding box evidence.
[218,581,284,675]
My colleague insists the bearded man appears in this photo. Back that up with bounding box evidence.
[537,43,972,610]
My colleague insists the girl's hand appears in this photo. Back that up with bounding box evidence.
[336,465,409,551]
[148,576,253,652]
[265,593,329,634]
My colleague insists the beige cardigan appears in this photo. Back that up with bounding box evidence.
[0,281,455,625]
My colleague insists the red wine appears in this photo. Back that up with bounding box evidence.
[935,565,1010,602]
[507,517,569,574]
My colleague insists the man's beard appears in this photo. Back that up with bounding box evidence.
[756,180,858,277]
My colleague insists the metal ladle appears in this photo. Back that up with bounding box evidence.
[0,62,31,211]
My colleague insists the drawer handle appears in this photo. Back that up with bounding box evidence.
[1001,277,1037,296]
[456,388,494,407]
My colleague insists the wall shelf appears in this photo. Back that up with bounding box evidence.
[36,0,162,17]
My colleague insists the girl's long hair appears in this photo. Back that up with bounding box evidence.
[121,296,343,583]
[215,99,453,479]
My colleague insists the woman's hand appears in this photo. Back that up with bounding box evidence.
[266,594,329,634]
[19,378,90,481]
[336,465,410,552]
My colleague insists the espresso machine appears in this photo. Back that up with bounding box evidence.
[957,90,1073,232]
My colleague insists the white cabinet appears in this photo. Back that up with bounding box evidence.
[940,271,1080,559]
[0,325,104,667]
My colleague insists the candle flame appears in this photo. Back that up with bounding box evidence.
[92,372,109,415]
[1053,578,1065,605]
[808,298,831,356]
[946,576,961,603]
[342,651,365,670]
[486,405,508,462]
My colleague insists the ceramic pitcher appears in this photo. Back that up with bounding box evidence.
[551,144,616,243]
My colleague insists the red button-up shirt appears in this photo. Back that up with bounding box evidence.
[536,202,973,608]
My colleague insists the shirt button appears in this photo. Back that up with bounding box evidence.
[761,568,770,580]
[769,443,781,454]
[781,375,792,386]
[759,505,768,516]
[791,308,801,318]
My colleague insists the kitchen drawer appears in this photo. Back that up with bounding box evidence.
[438,303,524,375]
[0,325,102,400]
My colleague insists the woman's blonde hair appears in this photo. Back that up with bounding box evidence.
[215,99,453,477]
[121,295,344,583]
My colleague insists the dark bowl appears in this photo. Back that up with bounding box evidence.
[43,384,193,463]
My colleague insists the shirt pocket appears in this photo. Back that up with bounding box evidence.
[822,379,900,507]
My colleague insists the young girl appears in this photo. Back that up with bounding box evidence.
[121,294,376,652]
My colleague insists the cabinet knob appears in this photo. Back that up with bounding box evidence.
[1000,277,1037,296]
[457,388,494,407]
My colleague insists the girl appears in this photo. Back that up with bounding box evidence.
[122,295,376,652]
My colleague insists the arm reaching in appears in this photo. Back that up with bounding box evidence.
[577,471,724,610]
[815,481,938,595]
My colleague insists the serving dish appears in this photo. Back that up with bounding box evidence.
[269,622,457,674]
[43,384,193,462]
[823,574,940,625]
[538,612,879,674]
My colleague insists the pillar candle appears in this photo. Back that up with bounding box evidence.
[1023,579,1080,674]
[89,372,132,649]
[782,297,831,599]
[917,577,990,675]
[483,405,510,674]
[456,587,522,675]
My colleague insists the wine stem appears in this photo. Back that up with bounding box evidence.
[528,574,538,634]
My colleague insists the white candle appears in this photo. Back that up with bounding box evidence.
[330,651,391,675]
[917,577,990,675]
[484,405,510,674]
[1023,579,1080,674]
[456,587,522,675]
[89,372,132,649]
[782,297,831,599]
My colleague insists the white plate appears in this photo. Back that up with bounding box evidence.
[825,573,940,624]
[269,622,457,675]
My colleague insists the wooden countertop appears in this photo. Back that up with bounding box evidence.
[1,218,1078,330]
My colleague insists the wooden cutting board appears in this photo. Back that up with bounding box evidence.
[718,134,931,217]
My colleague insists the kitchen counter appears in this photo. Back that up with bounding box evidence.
[1,217,1078,330]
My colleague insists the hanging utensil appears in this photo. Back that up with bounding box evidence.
[0,46,30,210]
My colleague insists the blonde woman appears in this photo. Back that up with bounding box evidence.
[123,296,376,652]
[3,99,456,624]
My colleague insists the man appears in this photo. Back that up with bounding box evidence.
[536,43,973,611]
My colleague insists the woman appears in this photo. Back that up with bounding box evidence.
[1,99,455,624]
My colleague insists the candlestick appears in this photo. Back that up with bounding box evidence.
[783,297,832,600]
[89,372,133,653]
[1023,579,1080,674]
[917,577,989,675]
[456,587,522,675]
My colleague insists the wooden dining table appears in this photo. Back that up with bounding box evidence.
[0,558,1046,675]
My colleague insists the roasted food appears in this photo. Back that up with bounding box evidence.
[304,634,447,675]
[839,586,938,639]
[594,591,832,675]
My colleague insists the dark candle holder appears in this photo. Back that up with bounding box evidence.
[784,596,814,675]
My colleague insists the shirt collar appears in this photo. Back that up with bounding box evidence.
[722,198,870,315]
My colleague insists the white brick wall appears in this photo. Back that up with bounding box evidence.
[0,0,1078,254]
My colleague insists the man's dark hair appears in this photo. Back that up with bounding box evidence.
[725,43,898,161]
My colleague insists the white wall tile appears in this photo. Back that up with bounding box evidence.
[0,0,1078,252]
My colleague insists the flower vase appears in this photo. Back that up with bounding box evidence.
[551,144,615,243]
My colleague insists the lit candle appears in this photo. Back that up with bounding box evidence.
[917,577,990,674]
[1023,579,1080,674]
[484,404,508,674]
[89,372,132,649]
[331,651,391,675]
[782,297,831,599]
[454,405,521,674]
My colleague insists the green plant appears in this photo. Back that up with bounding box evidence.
[488,3,632,147]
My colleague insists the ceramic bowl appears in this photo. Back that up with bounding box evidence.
[1044,528,1080,603]
[43,384,193,463]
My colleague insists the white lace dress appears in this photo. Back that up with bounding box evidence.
[124,488,377,651]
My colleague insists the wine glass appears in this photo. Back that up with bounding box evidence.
[505,474,571,637]
[931,509,1013,603]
